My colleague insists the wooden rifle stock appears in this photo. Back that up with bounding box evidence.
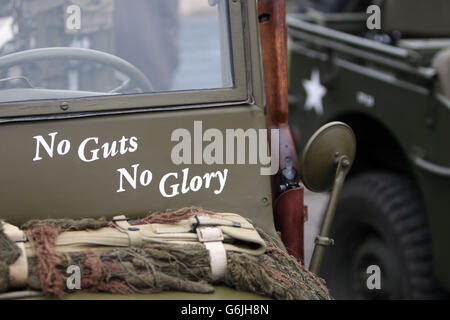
[258,0,289,128]
[258,0,304,261]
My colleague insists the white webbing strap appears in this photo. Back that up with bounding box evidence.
[196,227,227,282]
[2,223,28,288]
[113,215,143,248]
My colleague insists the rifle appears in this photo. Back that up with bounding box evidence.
[258,0,305,262]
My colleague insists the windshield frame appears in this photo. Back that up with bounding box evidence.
[0,0,249,118]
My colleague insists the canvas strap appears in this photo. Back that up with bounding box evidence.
[113,215,143,248]
[196,227,227,282]
[2,223,28,288]
[114,216,228,281]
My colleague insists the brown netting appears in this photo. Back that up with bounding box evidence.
[224,229,330,300]
[1,208,332,300]
[22,217,109,231]
[79,251,134,294]
[132,207,216,225]
[26,225,65,297]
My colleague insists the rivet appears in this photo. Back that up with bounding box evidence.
[60,102,69,111]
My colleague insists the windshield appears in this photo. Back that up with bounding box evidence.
[0,0,233,103]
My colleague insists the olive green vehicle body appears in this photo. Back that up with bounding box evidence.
[287,13,450,291]
[0,0,272,299]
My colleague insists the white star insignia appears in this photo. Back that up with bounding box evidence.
[302,69,327,116]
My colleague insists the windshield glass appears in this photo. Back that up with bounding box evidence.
[0,0,233,103]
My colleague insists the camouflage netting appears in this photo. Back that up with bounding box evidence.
[0,222,22,293]
[0,207,332,300]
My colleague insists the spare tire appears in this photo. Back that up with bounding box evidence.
[321,171,445,299]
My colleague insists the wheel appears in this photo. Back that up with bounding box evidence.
[321,171,445,299]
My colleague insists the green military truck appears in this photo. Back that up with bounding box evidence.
[288,0,450,299]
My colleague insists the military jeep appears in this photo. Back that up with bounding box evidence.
[288,0,450,299]
[0,0,354,300]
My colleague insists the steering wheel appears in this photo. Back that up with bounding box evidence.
[0,47,154,93]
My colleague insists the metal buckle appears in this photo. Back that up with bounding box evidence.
[196,227,224,243]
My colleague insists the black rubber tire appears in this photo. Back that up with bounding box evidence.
[321,171,446,299]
